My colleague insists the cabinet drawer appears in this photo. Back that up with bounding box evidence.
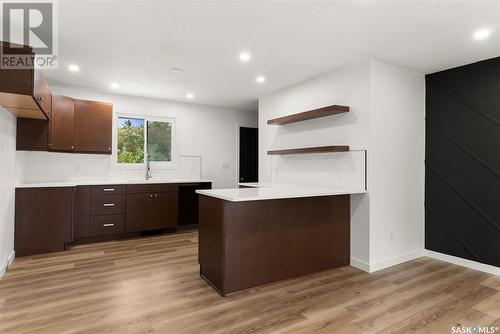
[90,194,125,215]
[90,215,125,236]
[127,183,178,194]
[91,185,126,195]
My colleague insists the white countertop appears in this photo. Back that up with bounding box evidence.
[16,179,212,188]
[197,184,366,202]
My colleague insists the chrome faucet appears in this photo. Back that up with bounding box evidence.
[146,153,152,180]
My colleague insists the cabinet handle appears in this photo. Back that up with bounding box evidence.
[103,223,115,227]
[103,188,115,192]
[103,203,115,207]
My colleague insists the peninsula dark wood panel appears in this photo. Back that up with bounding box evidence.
[198,195,225,291]
[49,95,74,152]
[267,145,349,155]
[73,99,113,154]
[425,56,500,267]
[199,194,350,295]
[267,104,349,125]
[15,187,73,256]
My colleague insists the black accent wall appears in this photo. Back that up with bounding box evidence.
[425,57,500,267]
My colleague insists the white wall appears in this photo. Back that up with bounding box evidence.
[258,59,425,272]
[0,107,16,277]
[17,86,257,188]
[368,60,425,270]
[259,61,372,266]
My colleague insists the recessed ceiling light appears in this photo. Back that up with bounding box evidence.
[256,75,266,84]
[239,52,251,63]
[186,93,194,99]
[68,64,80,72]
[110,82,119,89]
[473,28,491,40]
[171,67,184,74]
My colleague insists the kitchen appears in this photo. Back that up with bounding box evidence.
[0,1,499,333]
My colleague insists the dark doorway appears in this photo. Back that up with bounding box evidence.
[239,127,258,183]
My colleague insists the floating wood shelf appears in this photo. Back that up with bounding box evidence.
[267,104,349,125]
[267,145,349,155]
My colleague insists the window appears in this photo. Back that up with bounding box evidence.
[147,121,172,162]
[117,117,145,163]
[116,115,176,167]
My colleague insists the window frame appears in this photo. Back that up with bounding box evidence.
[113,112,178,170]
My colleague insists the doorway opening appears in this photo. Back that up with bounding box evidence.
[239,127,258,183]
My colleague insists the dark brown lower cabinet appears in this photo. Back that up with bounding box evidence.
[15,187,73,256]
[17,182,205,255]
[126,191,178,232]
[73,186,91,238]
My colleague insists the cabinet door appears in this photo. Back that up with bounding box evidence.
[33,69,52,118]
[15,187,73,256]
[0,43,33,95]
[16,118,48,151]
[74,99,112,154]
[73,186,91,238]
[126,192,178,232]
[49,95,74,152]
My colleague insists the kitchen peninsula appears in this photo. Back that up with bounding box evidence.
[196,184,365,296]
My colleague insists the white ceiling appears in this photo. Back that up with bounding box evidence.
[47,0,500,111]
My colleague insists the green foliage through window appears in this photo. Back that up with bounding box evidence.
[117,117,144,163]
[147,121,172,161]
[117,116,173,164]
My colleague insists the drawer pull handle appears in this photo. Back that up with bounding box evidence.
[103,188,115,192]
[103,223,115,227]
[103,203,115,207]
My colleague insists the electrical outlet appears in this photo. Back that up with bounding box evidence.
[222,163,230,169]
[389,231,394,242]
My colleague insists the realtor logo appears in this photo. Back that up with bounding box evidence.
[1,0,58,68]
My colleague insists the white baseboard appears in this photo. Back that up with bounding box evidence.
[0,251,15,279]
[368,249,425,273]
[424,250,500,276]
[7,251,15,266]
[350,257,370,272]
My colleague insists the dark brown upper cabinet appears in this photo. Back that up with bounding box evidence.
[0,42,51,120]
[74,99,113,154]
[16,118,48,151]
[49,95,75,152]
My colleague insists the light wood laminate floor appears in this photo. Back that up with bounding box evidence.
[0,230,498,334]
